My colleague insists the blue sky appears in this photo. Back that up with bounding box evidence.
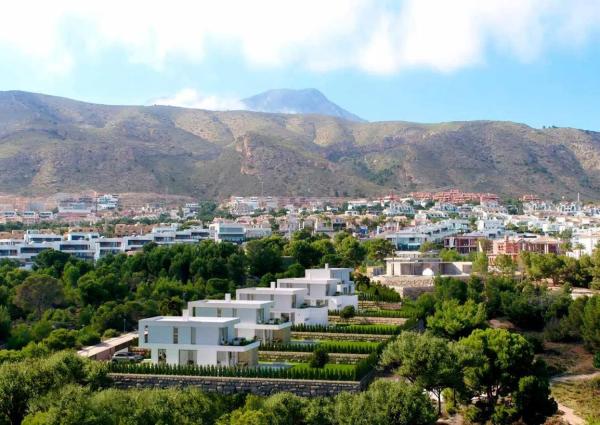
[1,1,600,130]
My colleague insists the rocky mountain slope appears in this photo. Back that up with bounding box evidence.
[242,88,364,122]
[1,90,599,199]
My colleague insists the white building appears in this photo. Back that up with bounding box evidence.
[138,315,260,367]
[186,295,292,343]
[209,223,246,243]
[276,266,358,311]
[236,286,328,326]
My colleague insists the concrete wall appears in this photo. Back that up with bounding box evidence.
[109,373,369,397]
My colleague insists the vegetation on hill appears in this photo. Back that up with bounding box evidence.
[2,90,600,198]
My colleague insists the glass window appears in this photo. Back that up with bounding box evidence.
[190,327,196,344]
[173,327,179,344]
[144,325,148,343]
[158,349,166,364]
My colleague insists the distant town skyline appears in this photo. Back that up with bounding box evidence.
[2,1,600,130]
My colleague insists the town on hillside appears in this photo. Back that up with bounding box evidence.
[1,188,599,424]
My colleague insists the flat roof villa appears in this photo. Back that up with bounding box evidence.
[236,286,329,326]
[276,266,358,311]
[138,315,260,367]
[186,296,292,343]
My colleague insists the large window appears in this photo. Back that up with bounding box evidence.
[190,327,196,344]
[172,327,179,344]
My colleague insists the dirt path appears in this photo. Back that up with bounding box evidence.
[551,371,600,383]
[551,371,599,424]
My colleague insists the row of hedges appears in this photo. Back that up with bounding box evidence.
[291,323,401,335]
[108,361,366,381]
[329,309,407,318]
[357,291,401,303]
[258,351,367,364]
[260,341,382,354]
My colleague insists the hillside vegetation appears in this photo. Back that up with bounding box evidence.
[1,90,600,199]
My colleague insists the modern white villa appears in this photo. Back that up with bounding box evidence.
[185,294,292,343]
[235,286,329,326]
[138,314,260,367]
[276,265,358,311]
[137,267,358,366]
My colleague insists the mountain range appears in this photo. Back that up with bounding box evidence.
[1,90,599,200]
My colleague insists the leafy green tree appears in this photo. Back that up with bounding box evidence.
[582,295,600,351]
[245,238,283,277]
[309,347,329,368]
[363,239,395,264]
[380,332,462,415]
[494,254,517,276]
[335,236,366,268]
[286,240,320,268]
[14,275,64,318]
[339,305,356,320]
[471,252,489,274]
[513,375,557,424]
[418,241,437,254]
[426,300,487,339]
[334,380,436,425]
[456,328,555,421]
[0,306,11,340]
[433,277,467,304]
[439,248,462,262]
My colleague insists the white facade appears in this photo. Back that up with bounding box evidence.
[209,223,246,243]
[138,315,260,367]
[236,286,329,326]
[276,266,358,311]
[186,297,292,343]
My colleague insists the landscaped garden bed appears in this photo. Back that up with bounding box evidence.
[291,323,401,335]
[108,354,377,381]
[260,339,382,354]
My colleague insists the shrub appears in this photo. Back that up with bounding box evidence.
[107,360,366,381]
[291,324,400,335]
[102,329,119,339]
[309,347,329,368]
[339,305,356,320]
[594,352,600,369]
[260,341,381,354]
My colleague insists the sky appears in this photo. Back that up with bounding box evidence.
[1,0,600,130]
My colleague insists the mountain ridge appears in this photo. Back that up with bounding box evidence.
[1,90,599,200]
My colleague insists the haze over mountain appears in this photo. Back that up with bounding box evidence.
[242,89,365,122]
[1,90,599,200]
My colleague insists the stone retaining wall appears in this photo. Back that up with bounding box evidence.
[258,351,368,364]
[109,373,367,397]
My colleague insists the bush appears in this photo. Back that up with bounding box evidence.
[260,341,381,354]
[594,352,600,369]
[309,347,329,368]
[102,329,119,339]
[339,306,356,320]
[291,324,401,335]
[108,361,365,381]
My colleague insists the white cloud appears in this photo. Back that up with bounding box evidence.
[151,88,244,111]
[1,0,600,76]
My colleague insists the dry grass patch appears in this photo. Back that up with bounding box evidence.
[551,378,600,425]
[540,341,596,375]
